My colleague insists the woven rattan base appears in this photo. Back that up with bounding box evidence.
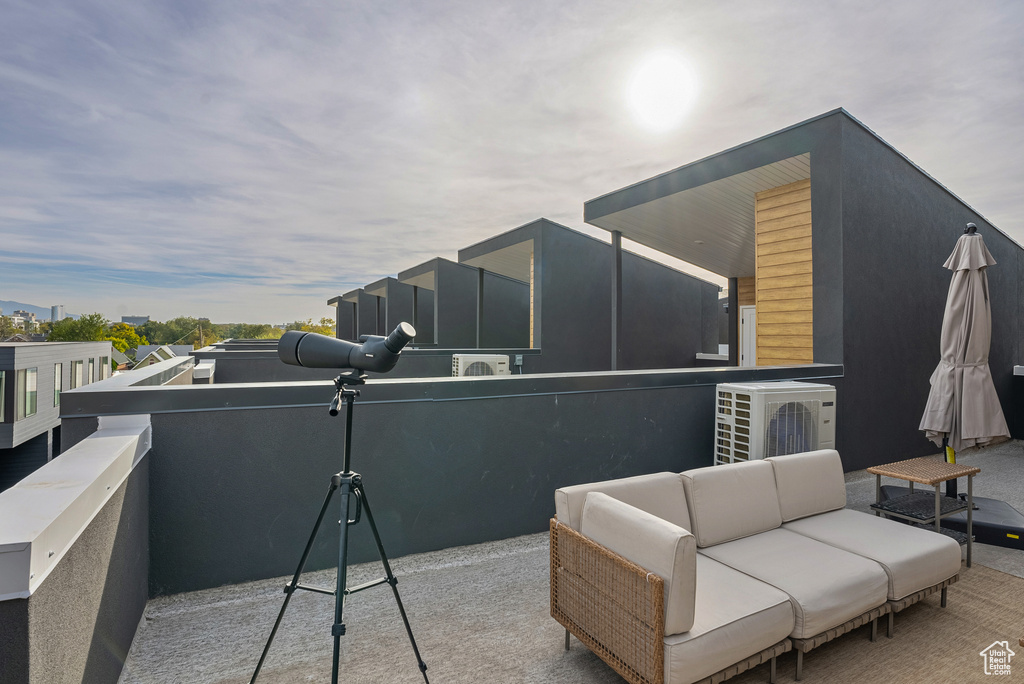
[791,603,891,654]
[887,574,959,613]
[692,639,791,684]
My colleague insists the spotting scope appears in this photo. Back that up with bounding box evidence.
[279,322,415,373]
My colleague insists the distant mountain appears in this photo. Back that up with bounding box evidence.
[0,300,78,320]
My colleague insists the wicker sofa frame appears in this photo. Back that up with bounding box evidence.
[550,520,793,684]
[551,518,959,683]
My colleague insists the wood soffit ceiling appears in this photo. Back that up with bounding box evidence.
[587,154,811,278]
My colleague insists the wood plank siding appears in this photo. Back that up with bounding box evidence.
[736,277,756,307]
[754,179,813,364]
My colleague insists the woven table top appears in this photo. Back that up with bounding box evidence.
[867,456,980,485]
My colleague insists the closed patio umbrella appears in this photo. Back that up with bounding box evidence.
[919,224,1010,475]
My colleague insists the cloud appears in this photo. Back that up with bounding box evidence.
[1,0,1022,322]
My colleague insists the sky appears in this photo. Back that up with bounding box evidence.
[1,1,1023,324]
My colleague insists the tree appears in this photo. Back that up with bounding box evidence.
[225,323,283,339]
[136,317,221,348]
[285,317,335,336]
[106,322,148,354]
[47,313,109,342]
[0,316,17,339]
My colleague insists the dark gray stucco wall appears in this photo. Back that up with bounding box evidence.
[838,115,1024,470]
[434,260,478,348]
[412,287,434,346]
[334,300,356,341]
[479,271,530,348]
[537,226,610,372]
[621,254,720,370]
[536,226,719,373]
[0,457,149,684]
[144,364,840,595]
[383,279,415,333]
[352,290,378,340]
[0,430,50,492]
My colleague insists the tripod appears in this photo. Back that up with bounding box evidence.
[250,370,429,683]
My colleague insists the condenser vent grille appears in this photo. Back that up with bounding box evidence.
[764,400,819,458]
[463,361,495,376]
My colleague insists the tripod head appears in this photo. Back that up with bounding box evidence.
[330,370,366,416]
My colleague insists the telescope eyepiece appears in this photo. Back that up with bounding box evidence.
[384,322,416,353]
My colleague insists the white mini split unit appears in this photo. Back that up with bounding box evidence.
[715,381,836,465]
[452,354,510,377]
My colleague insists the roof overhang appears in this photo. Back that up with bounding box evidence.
[585,154,810,278]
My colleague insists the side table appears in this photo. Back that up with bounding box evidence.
[867,456,980,567]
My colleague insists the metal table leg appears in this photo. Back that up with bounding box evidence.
[875,474,881,516]
[967,475,973,568]
[934,484,941,533]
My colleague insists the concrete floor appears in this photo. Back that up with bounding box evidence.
[119,440,1024,683]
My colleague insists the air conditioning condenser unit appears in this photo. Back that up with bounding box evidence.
[715,381,836,465]
[452,354,510,377]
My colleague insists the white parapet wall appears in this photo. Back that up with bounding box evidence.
[0,414,151,601]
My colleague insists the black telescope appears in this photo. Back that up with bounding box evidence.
[279,322,415,373]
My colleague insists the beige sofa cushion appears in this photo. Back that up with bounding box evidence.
[581,492,697,636]
[783,509,962,600]
[700,528,889,639]
[767,449,847,522]
[555,472,690,532]
[680,460,782,547]
[665,555,794,684]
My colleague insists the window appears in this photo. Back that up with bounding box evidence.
[71,360,84,389]
[15,368,37,420]
[99,356,109,380]
[54,363,62,407]
[0,371,5,422]
[87,358,95,385]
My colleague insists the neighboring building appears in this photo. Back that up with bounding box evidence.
[0,341,113,491]
[12,311,36,323]
[121,315,150,326]
[583,107,1024,470]
[133,345,179,368]
[135,344,193,360]
[459,218,720,372]
[50,305,64,323]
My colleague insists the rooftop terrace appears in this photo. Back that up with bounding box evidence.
[117,441,1024,684]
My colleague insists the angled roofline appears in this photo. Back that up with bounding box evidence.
[584,107,1019,249]
[583,108,845,215]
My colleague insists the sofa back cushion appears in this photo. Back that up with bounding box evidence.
[581,492,697,636]
[767,449,847,522]
[554,472,690,533]
[680,460,782,547]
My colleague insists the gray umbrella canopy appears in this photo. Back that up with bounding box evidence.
[919,232,1010,450]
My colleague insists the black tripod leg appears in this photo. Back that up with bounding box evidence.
[251,479,339,684]
[355,482,430,683]
[331,477,355,684]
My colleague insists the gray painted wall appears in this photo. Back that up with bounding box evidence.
[0,457,149,684]
[412,287,435,346]
[837,116,1024,470]
[332,299,356,341]
[0,431,50,492]
[434,260,478,348]
[135,364,840,595]
[479,271,530,348]
[536,224,719,373]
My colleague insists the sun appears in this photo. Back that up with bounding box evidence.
[627,51,699,132]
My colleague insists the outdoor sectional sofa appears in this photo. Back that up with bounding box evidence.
[550,450,962,684]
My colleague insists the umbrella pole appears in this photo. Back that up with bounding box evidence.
[943,437,958,498]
